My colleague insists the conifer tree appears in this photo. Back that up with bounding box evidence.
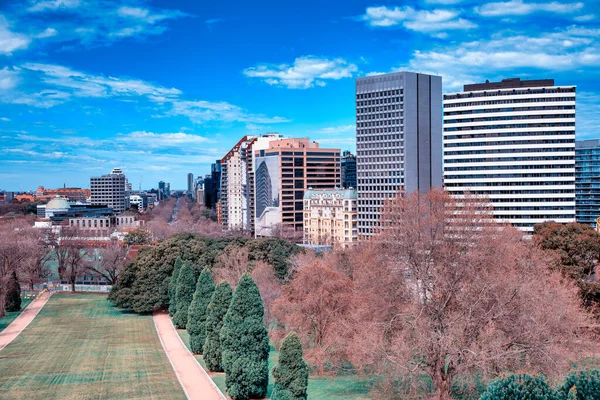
[272,332,309,400]
[187,268,215,354]
[220,273,269,400]
[204,281,232,372]
[557,370,600,400]
[172,262,196,329]
[168,257,183,316]
[480,374,557,400]
[5,271,21,312]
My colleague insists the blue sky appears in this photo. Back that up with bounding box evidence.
[1,0,598,191]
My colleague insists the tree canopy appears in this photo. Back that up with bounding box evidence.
[187,268,215,354]
[203,281,232,372]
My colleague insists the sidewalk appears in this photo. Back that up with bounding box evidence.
[0,292,51,351]
[153,309,226,400]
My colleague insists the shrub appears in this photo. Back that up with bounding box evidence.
[187,268,215,354]
[220,273,269,400]
[203,281,232,372]
[5,271,21,312]
[172,262,196,329]
[272,332,309,400]
[168,257,183,316]
[556,370,600,400]
[480,374,557,400]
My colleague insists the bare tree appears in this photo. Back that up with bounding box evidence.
[52,226,89,292]
[0,219,32,317]
[213,246,250,288]
[21,228,52,290]
[85,240,127,284]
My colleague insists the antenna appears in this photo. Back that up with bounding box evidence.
[139,175,142,192]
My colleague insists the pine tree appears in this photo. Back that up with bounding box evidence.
[220,273,269,400]
[5,271,21,312]
[557,370,600,400]
[272,332,309,400]
[204,281,233,372]
[172,262,196,329]
[168,257,184,316]
[187,268,215,354]
[480,374,557,400]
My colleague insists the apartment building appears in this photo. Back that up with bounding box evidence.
[443,78,576,232]
[220,136,255,230]
[303,188,358,248]
[90,168,130,213]
[575,139,600,227]
[356,71,443,237]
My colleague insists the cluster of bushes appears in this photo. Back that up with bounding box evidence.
[169,259,308,400]
[479,370,600,400]
[108,234,300,313]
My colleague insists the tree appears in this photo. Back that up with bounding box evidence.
[220,273,269,400]
[5,271,21,312]
[124,228,152,246]
[53,226,88,292]
[173,262,196,329]
[480,374,557,400]
[187,268,215,354]
[272,332,309,400]
[85,241,127,284]
[204,281,232,372]
[556,370,600,400]
[213,246,250,289]
[168,257,184,316]
[21,228,51,290]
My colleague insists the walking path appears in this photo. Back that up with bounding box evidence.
[0,292,51,351]
[153,310,226,400]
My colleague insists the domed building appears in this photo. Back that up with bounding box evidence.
[43,196,71,218]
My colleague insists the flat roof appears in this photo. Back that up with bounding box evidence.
[464,78,554,91]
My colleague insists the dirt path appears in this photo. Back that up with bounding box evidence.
[0,292,51,351]
[153,309,226,400]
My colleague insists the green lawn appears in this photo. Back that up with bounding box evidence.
[177,329,371,400]
[0,297,33,333]
[0,293,185,400]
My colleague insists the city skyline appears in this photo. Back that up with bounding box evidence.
[1,0,599,191]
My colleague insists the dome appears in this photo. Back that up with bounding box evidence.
[46,196,70,210]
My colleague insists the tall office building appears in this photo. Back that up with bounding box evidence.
[341,150,357,189]
[204,161,221,209]
[443,78,576,232]
[220,136,255,230]
[90,168,130,212]
[158,181,165,200]
[356,71,443,237]
[187,173,194,198]
[575,139,600,227]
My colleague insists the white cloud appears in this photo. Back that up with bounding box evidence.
[0,117,10,122]
[27,0,81,12]
[312,125,355,134]
[35,27,58,38]
[168,100,291,124]
[360,6,476,34]
[117,131,213,147]
[243,56,358,89]
[0,16,30,55]
[574,14,596,22]
[0,67,20,90]
[475,0,584,17]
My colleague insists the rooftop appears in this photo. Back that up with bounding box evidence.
[463,78,555,91]
[304,188,357,200]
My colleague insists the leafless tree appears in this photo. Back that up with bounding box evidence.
[0,219,32,316]
[52,226,89,292]
[85,240,127,284]
[213,246,251,288]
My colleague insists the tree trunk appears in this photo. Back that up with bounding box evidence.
[71,278,76,292]
[432,368,452,400]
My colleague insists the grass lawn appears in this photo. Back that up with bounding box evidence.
[177,329,371,399]
[0,293,185,400]
[0,297,33,333]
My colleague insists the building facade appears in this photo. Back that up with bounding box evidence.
[220,136,255,230]
[35,186,90,201]
[90,168,130,213]
[443,78,576,232]
[187,173,194,198]
[204,161,221,209]
[356,71,443,237]
[575,139,600,227]
[303,188,358,248]
[341,150,357,189]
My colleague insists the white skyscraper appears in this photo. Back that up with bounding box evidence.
[90,167,130,213]
[443,78,576,232]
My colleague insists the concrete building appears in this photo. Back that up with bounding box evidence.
[204,161,221,209]
[576,139,600,227]
[35,186,90,201]
[90,168,130,213]
[341,150,357,189]
[129,194,143,211]
[254,138,341,237]
[0,191,14,204]
[187,173,194,198]
[356,71,443,237]
[303,188,358,248]
[69,215,141,230]
[158,181,166,200]
[443,78,576,232]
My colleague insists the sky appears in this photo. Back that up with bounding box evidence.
[0,0,599,191]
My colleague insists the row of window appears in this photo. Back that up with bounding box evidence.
[445,97,575,108]
[444,139,574,148]
[444,130,575,140]
[444,105,575,116]
[444,87,575,101]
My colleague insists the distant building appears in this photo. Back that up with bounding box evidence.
[0,191,14,204]
[341,150,356,189]
[35,186,90,201]
[204,161,221,209]
[165,183,171,197]
[220,136,255,230]
[187,173,194,198]
[90,168,130,213]
[38,196,113,222]
[576,139,600,227]
[69,215,142,230]
[158,181,166,200]
[129,194,143,211]
[303,188,357,248]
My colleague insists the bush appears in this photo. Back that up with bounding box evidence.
[5,271,21,312]
[480,374,557,400]
[220,273,269,400]
[172,262,196,329]
[272,332,309,400]
[556,370,600,400]
[187,268,215,354]
[203,281,232,372]
[168,257,183,316]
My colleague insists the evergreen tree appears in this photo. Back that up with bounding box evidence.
[187,268,215,354]
[204,281,232,372]
[272,332,309,400]
[556,370,600,400]
[168,257,184,316]
[220,273,269,400]
[172,262,196,329]
[5,271,21,312]
[480,374,557,400]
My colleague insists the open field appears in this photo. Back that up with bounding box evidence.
[0,293,185,400]
[0,297,33,333]
[177,329,372,400]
